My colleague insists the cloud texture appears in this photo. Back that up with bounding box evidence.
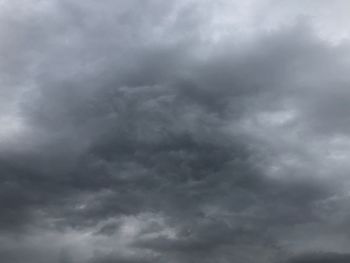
[1,0,350,262]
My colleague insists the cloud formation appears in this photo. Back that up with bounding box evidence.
[1,0,350,262]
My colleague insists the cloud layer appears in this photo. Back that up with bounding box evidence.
[1,1,350,262]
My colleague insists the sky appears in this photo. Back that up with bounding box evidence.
[2,0,350,262]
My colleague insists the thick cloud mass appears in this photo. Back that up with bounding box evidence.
[1,0,350,262]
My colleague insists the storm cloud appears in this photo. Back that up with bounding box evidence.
[1,0,350,262]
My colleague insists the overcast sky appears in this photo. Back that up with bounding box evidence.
[2,1,350,262]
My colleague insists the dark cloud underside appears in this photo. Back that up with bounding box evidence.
[1,1,350,262]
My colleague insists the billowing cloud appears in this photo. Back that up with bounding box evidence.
[1,0,350,262]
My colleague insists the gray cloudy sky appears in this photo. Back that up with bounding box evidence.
[2,0,350,262]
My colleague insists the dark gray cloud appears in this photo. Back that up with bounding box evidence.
[286,252,350,263]
[1,0,350,262]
